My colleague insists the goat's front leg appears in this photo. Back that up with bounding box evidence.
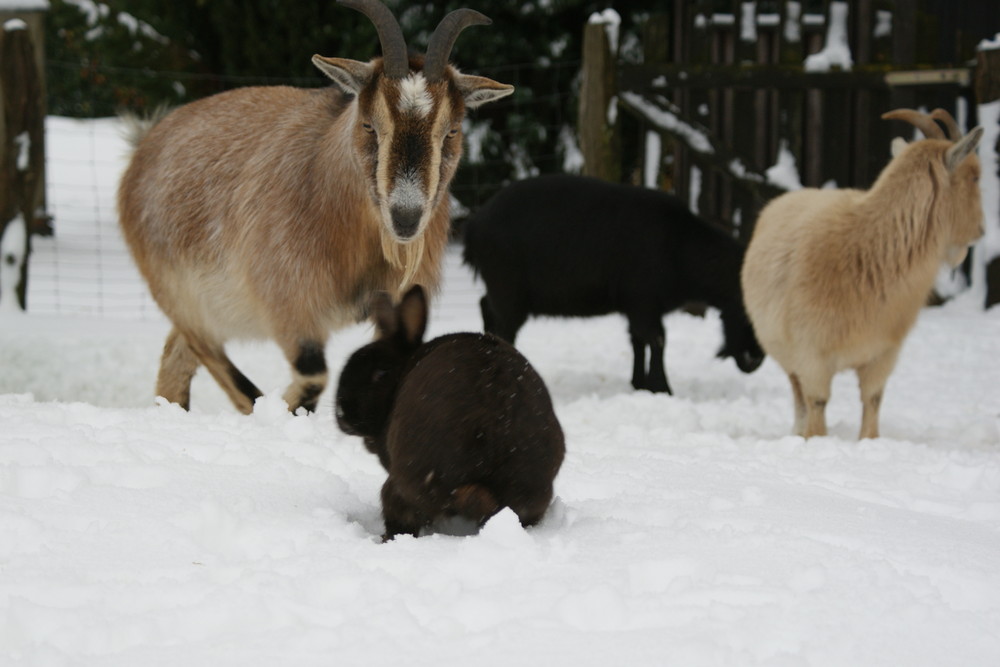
[856,347,901,440]
[281,339,328,413]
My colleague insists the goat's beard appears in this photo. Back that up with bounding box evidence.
[380,227,425,292]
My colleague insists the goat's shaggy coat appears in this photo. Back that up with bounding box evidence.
[741,109,984,439]
[335,286,565,541]
[463,174,764,394]
[117,0,513,414]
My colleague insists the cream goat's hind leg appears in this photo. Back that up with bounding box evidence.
[799,368,834,438]
[156,327,200,410]
[856,347,902,440]
[788,373,807,436]
[176,328,263,414]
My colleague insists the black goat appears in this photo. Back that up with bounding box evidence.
[335,285,565,541]
[462,174,764,394]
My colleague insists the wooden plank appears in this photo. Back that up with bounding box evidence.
[578,21,620,182]
[620,64,897,91]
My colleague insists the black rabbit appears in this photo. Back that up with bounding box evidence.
[335,285,565,541]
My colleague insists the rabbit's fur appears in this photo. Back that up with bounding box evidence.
[335,285,565,540]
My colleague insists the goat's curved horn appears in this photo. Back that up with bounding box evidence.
[338,0,409,79]
[882,109,946,140]
[930,108,962,141]
[424,9,491,82]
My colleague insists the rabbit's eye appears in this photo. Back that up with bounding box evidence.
[372,369,387,382]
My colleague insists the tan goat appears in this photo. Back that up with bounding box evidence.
[118,0,513,414]
[741,109,983,439]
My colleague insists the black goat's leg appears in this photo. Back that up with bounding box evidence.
[629,333,647,390]
[482,295,526,344]
[629,314,670,394]
[646,328,672,394]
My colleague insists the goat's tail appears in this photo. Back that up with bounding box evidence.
[451,483,500,524]
[118,104,172,151]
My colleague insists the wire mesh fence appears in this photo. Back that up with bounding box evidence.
[29,58,580,318]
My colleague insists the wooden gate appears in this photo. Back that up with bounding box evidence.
[579,0,1000,304]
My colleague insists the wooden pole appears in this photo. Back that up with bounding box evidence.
[1,20,45,310]
[976,47,1000,309]
[578,20,621,182]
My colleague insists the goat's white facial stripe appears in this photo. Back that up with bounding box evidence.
[399,74,432,117]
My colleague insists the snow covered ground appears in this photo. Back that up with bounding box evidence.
[1,118,999,665]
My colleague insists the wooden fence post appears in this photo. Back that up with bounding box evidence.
[578,19,621,182]
[0,19,45,310]
[976,46,1000,309]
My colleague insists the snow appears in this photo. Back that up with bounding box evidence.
[804,2,853,72]
[62,0,107,27]
[14,131,29,171]
[874,10,892,39]
[558,125,584,174]
[3,17,25,31]
[3,117,1000,664]
[587,8,620,55]
[620,92,713,154]
[740,2,757,42]
[689,164,702,213]
[784,1,802,42]
[0,0,46,11]
[980,32,1000,51]
[1,213,26,311]
[765,141,803,191]
[643,130,661,188]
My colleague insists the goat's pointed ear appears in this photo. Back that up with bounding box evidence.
[945,126,983,172]
[398,285,428,345]
[313,55,373,95]
[890,136,908,157]
[372,292,398,339]
[454,73,514,109]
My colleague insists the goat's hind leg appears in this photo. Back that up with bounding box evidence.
[178,328,262,414]
[156,327,200,410]
[856,347,900,440]
[798,368,833,438]
[788,373,807,436]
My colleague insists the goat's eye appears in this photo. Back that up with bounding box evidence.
[362,122,375,134]
[446,127,459,139]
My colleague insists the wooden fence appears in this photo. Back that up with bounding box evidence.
[580,0,1000,305]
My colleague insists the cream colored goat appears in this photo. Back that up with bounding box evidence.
[117,0,512,414]
[741,108,983,439]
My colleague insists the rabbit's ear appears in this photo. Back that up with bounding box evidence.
[372,292,398,339]
[398,285,428,345]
